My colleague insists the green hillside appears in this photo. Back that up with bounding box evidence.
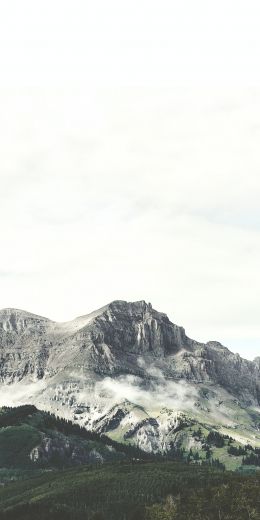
[0,461,259,520]
[0,406,149,473]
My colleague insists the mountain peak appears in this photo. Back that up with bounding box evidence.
[0,308,50,336]
[107,299,152,310]
[0,308,50,320]
[105,300,171,324]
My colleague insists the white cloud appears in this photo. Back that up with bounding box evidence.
[1,1,260,87]
[95,375,198,413]
[0,381,47,408]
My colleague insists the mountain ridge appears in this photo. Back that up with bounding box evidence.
[0,299,255,361]
[0,300,259,463]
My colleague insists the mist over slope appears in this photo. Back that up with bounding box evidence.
[0,300,259,463]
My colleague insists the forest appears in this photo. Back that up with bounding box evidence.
[0,460,259,519]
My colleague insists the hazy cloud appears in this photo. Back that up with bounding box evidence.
[95,375,198,413]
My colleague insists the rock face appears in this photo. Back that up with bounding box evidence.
[0,300,259,454]
[29,434,105,465]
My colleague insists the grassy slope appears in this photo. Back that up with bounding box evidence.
[0,462,259,520]
[109,414,260,470]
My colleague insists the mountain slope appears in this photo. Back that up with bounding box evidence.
[0,301,259,464]
[0,404,147,473]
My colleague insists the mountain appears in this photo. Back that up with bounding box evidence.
[0,300,259,469]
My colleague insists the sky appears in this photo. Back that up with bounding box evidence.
[0,1,260,360]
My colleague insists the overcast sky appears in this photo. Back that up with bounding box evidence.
[0,1,260,360]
